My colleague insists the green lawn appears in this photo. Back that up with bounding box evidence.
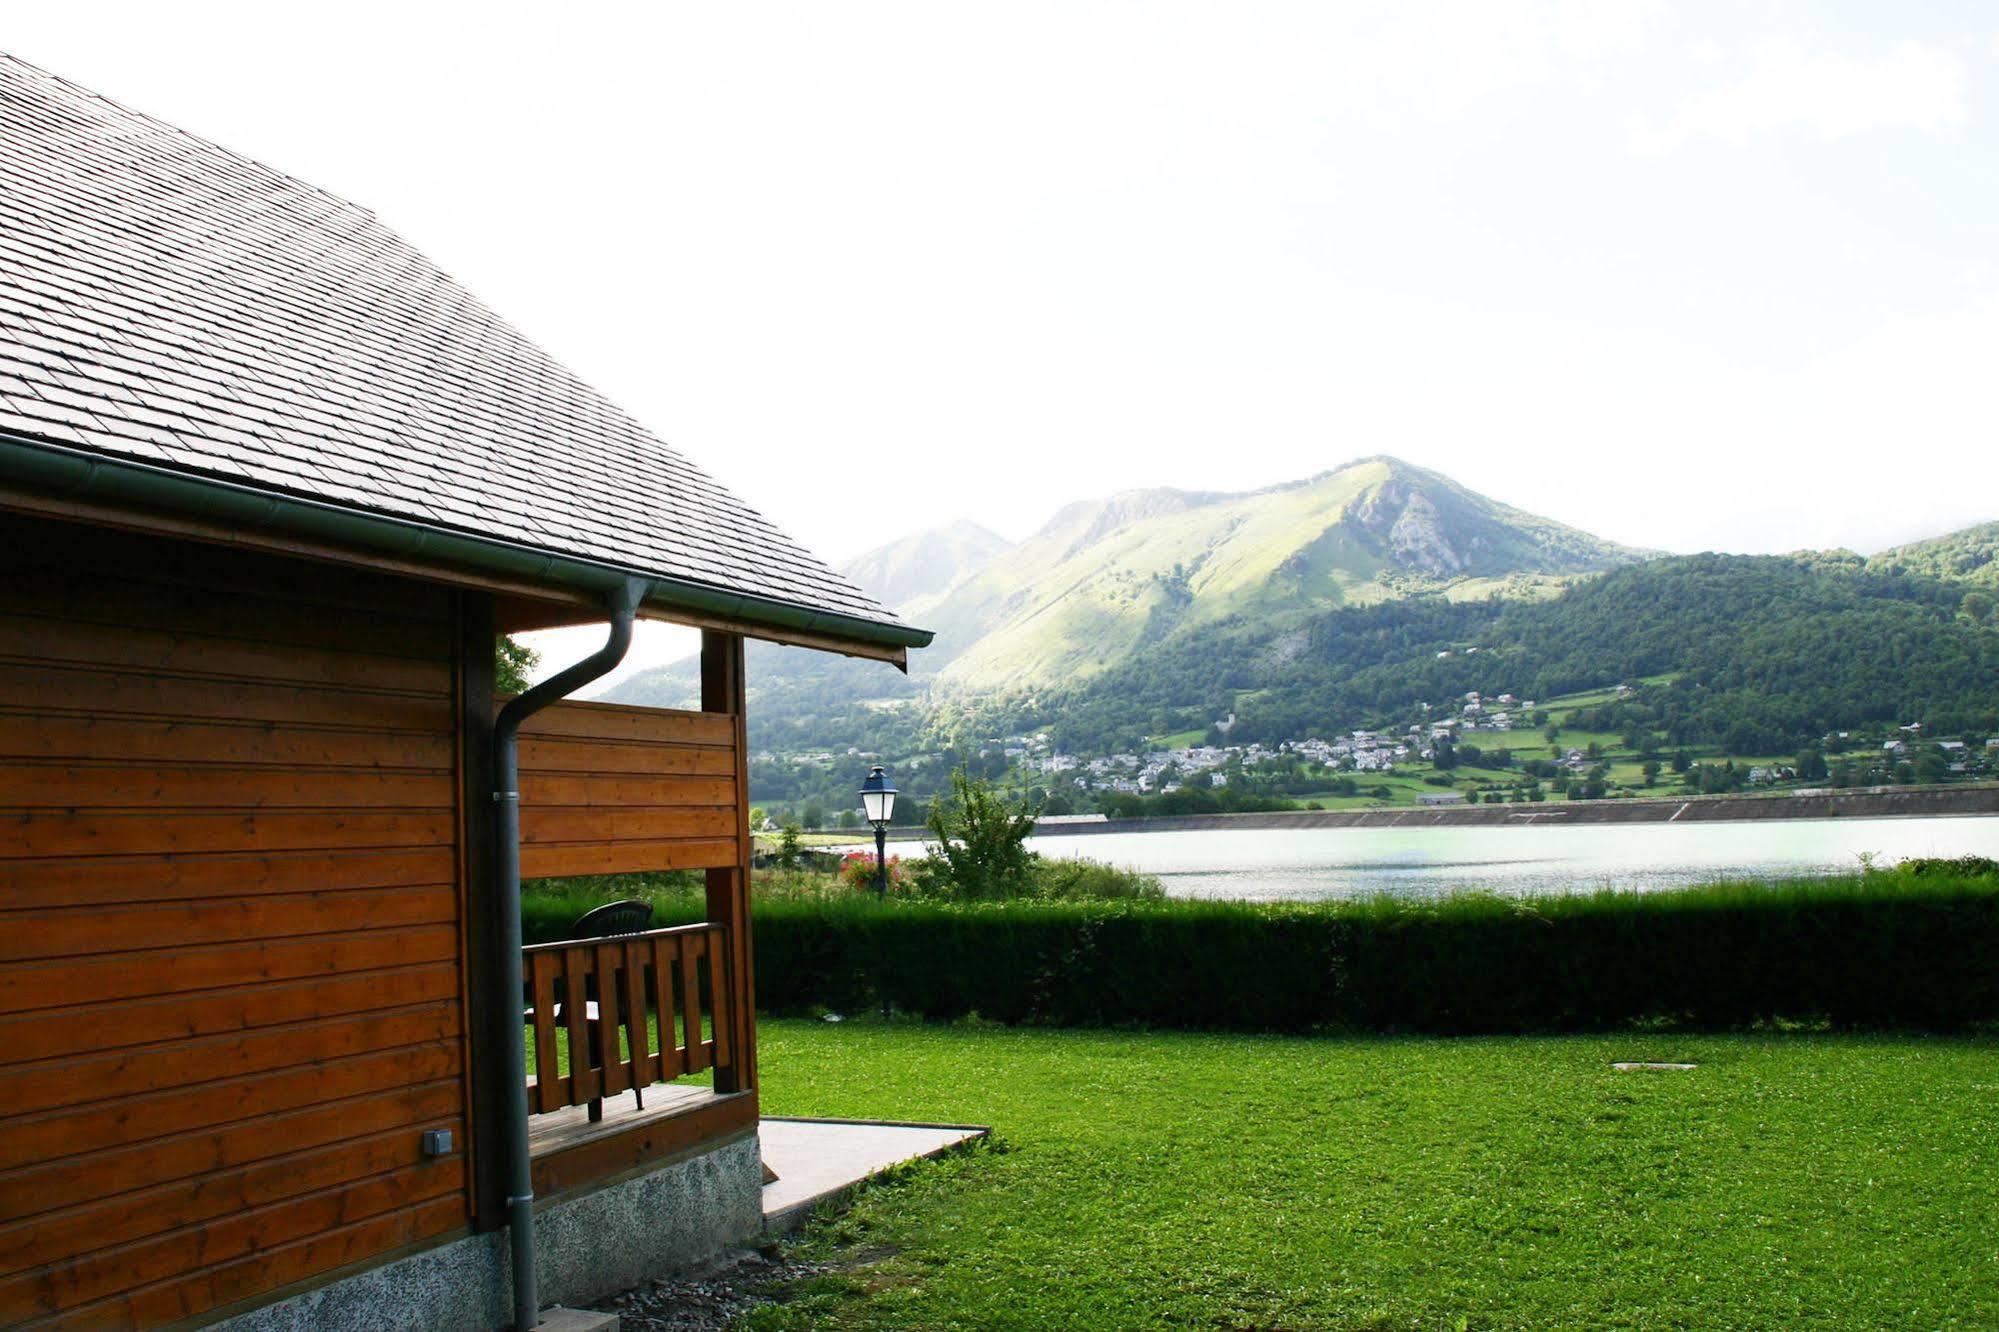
[751,1020,1999,1330]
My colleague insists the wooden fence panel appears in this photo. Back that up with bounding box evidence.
[513,698,743,878]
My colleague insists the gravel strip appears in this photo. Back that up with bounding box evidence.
[607,1247,836,1331]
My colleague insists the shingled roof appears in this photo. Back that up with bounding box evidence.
[0,53,927,651]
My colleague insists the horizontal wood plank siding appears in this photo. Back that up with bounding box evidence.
[514,698,743,878]
[0,514,471,1328]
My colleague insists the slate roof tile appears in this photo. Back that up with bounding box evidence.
[0,53,911,638]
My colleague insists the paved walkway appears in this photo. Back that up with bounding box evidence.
[760,1117,987,1232]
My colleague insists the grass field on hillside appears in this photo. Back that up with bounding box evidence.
[749,1021,1999,1330]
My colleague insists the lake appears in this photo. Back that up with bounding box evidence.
[1008,815,1999,901]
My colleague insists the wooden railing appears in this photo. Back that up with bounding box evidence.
[522,923,732,1116]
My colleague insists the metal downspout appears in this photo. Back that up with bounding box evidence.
[491,576,648,1331]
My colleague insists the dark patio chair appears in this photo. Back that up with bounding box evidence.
[573,899,654,1119]
[527,899,657,1121]
[570,899,654,938]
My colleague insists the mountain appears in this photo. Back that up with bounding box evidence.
[923,456,1654,693]
[596,458,1999,815]
[604,519,1012,717]
[1871,521,1999,589]
[839,519,1013,613]
[606,456,1647,709]
[604,455,1657,749]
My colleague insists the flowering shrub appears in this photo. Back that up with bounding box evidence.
[839,850,906,893]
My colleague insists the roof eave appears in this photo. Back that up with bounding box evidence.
[0,431,934,657]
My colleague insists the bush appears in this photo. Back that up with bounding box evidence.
[520,870,708,944]
[1029,857,1164,901]
[521,852,1160,946]
[1901,855,1999,878]
[522,864,884,942]
[915,768,1039,899]
[749,869,1999,1033]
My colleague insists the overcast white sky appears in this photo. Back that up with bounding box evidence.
[12,3,1998,681]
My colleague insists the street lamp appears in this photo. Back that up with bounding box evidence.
[858,765,897,897]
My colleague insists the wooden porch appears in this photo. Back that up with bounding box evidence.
[503,667,762,1206]
[520,920,756,1200]
[529,1087,756,1202]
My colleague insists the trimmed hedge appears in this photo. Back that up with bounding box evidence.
[747,872,1999,1033]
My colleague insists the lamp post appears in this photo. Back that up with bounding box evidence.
[858,765,897,897]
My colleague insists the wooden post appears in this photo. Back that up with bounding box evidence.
[700,631,757,1099]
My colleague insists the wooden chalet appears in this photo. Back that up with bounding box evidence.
[0,54,930,1329]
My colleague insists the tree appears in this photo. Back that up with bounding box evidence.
[1963,590,1995,623]
[1640,760,1661,787]
[800,801,825,829]
[776,822,803,868]
[1794,749,1828,782]
[1433,737,1458,770]
[919,769,1041,900]
[495,636,538,694]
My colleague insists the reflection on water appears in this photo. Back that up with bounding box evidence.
[1012,816,1999,902]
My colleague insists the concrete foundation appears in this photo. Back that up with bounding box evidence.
[212,1132,761,1332]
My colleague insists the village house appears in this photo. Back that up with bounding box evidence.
[0,55,933,1331]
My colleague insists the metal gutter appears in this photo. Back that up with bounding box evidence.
[0,431,933,651]
[492,579,646,1331]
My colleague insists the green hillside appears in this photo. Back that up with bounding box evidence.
[1872,521,1999,590]
[929,456,1651,693]
[1012,553,1999,757]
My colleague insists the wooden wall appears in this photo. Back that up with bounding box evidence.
[0,514,472,1328]
[515,699,744,878]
